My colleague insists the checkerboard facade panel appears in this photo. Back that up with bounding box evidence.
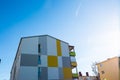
[58,56,63,67]
[41,55,47,67]
[48,67,59,79]
[61,42,69,57]
[47,36,57,56]
[48,56,58,67]
[40,67,48,80]
[56,39,62,56]
[63,67,72,79]
[62,57,71,68]
[58,68,64,79]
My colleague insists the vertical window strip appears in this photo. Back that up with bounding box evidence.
[38,67,41,80]
[38,44,41,53]
[38,56,41,64]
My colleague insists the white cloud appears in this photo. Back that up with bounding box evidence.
[75,3,81,17]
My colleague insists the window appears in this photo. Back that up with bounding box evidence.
[100,63,103,67]
[38,56,41,64]
[38,44,41,53]
[101,71,105,74]
[38,67,41,79]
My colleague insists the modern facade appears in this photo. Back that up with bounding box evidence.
[10,35,78,80]
[96,57,120,80]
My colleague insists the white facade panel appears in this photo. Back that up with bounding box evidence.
[70,57,76,62]
[48,67,59,79]
[17,66,38,80]
[61,42,69,57]
[20,37,38,54]
[41,55,47,67]
[58,57,63,67]
[47,36,57,56]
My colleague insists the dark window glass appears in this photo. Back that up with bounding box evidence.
[101,71,105,74]
[100,64,103,67]
[38,67,41,79]
[38,56,41,64]
[38,44,41,53]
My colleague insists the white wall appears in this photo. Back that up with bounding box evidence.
[20,37,39,54]
[61,42,69,57]
[47,36,57,56]
[17,66,38,80]
[48,67,59,79]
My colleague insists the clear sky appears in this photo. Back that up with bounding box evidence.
[0,0,119,80]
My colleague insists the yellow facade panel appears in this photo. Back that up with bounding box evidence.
[63,68,72,79]
[71,62,77,67]
[56,40,62,56]
[48,56,58,67]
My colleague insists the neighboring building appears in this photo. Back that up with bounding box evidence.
[96,57,119,80]
[10,35,78,80]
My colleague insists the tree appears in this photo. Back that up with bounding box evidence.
[91,62,98,76]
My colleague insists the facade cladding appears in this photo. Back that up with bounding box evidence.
[10,35,78,80]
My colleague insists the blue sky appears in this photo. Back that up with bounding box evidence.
[0,0,119,80]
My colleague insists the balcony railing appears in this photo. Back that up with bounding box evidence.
[71,62,77,67]
[69,52,76,56]
[72,73,79,78]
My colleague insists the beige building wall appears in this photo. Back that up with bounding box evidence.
[97,57,119,80]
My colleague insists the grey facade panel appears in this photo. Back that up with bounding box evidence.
[62,57,71,68]
[58,68,64,79]
[20,54,38,66]
[40,67,48,80]
[39,36,47,55]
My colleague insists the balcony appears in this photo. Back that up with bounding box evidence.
[69,52,76,56]
[69,45,74,51]
[71,57,77,67]
[72,73,79,78]
[71,62,77,67]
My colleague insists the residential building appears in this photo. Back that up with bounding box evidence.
[96,57,119,80]
[10,35,78,80]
